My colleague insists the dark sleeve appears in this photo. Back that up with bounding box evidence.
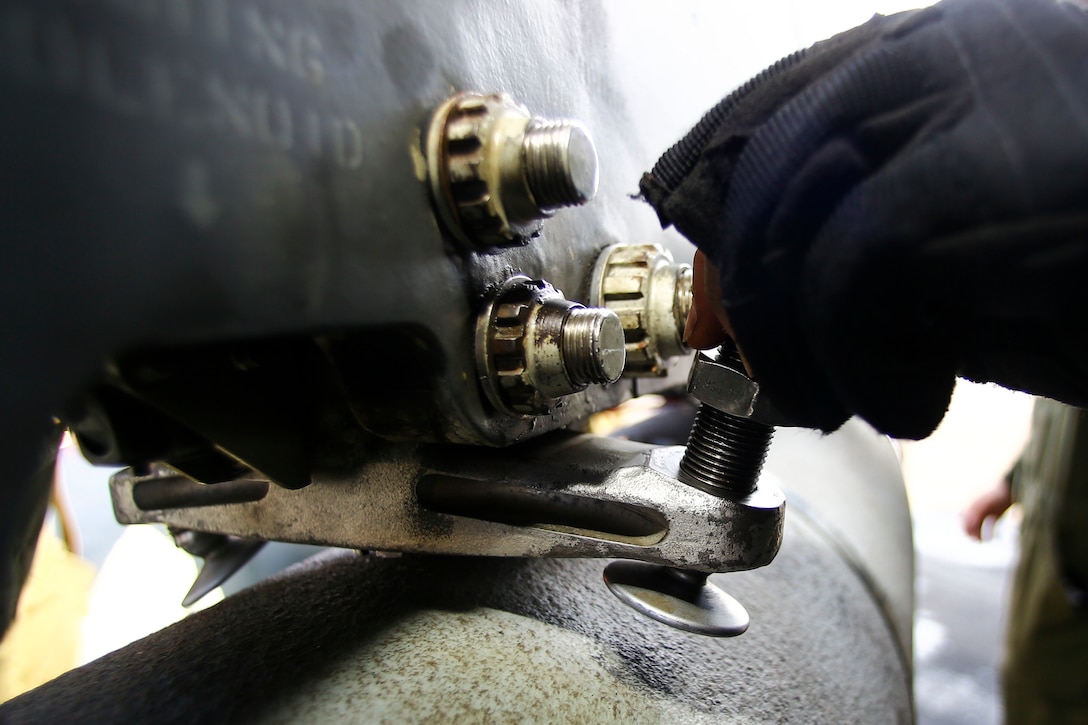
[642,0,1088,439]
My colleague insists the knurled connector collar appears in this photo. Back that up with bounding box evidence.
[425,92,599,250]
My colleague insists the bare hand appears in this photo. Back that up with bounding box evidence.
[684,252,754,377]
[962,478,1013,542]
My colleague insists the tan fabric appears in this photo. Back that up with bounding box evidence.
[0,531,95,703]
[1004,400,1088,723]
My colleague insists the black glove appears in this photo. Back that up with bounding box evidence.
[642,0,1088,439]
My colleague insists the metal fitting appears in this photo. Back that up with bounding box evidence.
[603,346,789,636]
[591,243,692,377]
[522,120,599,211]
[680,346,781,498]
[476,276,625,416]
[686,348,787,426]
[425,92,599,249]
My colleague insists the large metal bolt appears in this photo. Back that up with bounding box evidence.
[426,92,600,249]
[679,344,781,497]
[604,342,783,638]
[591,243,693,377]
[477,276,625,416]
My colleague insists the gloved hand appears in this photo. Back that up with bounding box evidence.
[642,0,1088,439]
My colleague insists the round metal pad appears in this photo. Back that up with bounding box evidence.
[603,560,749,637]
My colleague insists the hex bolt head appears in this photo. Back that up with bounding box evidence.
[686,348,787,425]
[686,350,760,418]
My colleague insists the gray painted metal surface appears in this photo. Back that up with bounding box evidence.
[0,0,690,448]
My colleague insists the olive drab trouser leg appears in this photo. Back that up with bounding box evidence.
[1004,401,1088,723]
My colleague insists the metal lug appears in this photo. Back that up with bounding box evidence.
[425,92,599,249]
[476,276,625,416]
[112,434,784,574]
[591,243,693,377]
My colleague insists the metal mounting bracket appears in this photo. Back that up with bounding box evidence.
[110,433,784,573]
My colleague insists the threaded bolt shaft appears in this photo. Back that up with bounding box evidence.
[679,342,774,498]
[679,406,774,497]
[522,121,599,210]
[561,307,626,387]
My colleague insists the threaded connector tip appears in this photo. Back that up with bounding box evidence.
[562,308,625,386]
[522,121,599,210]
